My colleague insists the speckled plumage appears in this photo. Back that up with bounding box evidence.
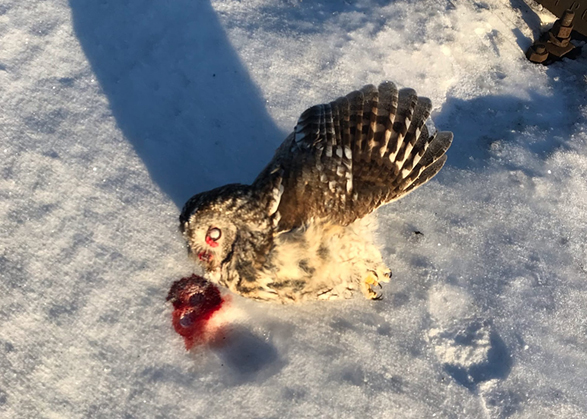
[180,82,453,303]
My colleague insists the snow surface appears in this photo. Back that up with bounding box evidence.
[1,0,587,417]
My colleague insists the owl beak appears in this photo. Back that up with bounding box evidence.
[197,251,214,263]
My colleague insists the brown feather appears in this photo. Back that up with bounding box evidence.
[252,82,453,232]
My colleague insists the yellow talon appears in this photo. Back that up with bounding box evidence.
[365,272,379,286]
[362,272,381,299]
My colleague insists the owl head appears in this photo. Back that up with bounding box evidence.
[179,184,244,272]
[180,183,273,274]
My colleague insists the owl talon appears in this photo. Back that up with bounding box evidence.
[364,272,378,286]
[363,271,384,300]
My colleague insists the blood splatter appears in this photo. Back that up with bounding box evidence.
[166,274,225,350]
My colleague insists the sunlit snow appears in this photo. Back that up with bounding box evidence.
[1,0,586,418]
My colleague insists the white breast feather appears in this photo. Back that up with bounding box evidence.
[255,216,385,302]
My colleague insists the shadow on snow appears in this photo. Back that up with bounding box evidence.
[69,0,283,207]
[434,87,577,175]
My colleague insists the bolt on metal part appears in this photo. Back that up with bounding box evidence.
[526,9,577,64]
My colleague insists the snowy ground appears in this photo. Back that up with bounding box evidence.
[1,0,587,417]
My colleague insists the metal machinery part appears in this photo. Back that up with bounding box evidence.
[536,0,587,36]
[526,9,581,63]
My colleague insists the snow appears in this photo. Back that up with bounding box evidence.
[1,0,586,417]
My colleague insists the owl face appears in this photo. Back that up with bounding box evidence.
[182,210,237,272]
[180,183,267,277]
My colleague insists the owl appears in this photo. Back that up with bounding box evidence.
[180,82,452,303]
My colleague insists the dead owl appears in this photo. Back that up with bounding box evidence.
[180,82,452,303]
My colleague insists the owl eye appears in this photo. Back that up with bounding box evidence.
[207,227,222,241]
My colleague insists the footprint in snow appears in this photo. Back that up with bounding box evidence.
[426,284,512,391]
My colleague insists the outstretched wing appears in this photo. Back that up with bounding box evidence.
[253,82,453,232]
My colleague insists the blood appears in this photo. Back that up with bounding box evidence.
[166,274,225,350]
[197,251,213,262]
[205,236,219,248]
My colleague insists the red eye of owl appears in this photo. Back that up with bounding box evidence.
[207,227,221,241]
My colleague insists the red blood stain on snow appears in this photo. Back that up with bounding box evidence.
[166,274,226,350]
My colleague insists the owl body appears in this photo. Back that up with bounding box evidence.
[207,217,388,303]
[180,82,453,303]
